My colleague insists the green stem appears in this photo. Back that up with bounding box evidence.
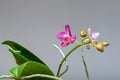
[57,42,87,77]
[53,44,69,77]
[80,47,90,80]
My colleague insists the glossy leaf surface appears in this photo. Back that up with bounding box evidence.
[2,40,46,65]
[11,61,54,80]
[1,40,54,77]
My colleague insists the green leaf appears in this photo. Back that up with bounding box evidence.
[1,40,46,65]
[1,40,54,76]
[8,48,29,64]
[11,61,54,80]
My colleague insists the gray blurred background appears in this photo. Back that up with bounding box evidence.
[0,0,119,80]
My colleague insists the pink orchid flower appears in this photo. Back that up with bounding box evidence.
[57,25,76,47]
[86,28,100,49]
[88,28,100,40]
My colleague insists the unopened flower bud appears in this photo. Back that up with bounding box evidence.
[80,30,87,37]
[102,42,109,47]
[96,43,104,52]
[93,40,99,45]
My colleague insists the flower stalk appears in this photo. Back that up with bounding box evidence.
[80,47,90,80]
[53,44,69,77]
[57,42,87,77]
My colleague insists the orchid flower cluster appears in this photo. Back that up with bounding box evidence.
[57,24,109,52]
[56,25,109,80]
[0,24,109,80]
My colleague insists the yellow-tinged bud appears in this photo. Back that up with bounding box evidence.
[102,42,109,47]
[96,43,104,52]
[93,40,99,45]
[80,30,87,37]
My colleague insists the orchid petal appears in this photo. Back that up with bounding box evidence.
[61,42,69,47]
[88,27,100,40]
[65,25,72,37]
[57,32,67,40]
[71,34,76,43]
[61,39,70,47]
[91,32,100,40]
[88,28,91,35]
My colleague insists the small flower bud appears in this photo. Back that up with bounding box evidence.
[96,43,104,52]
[86,44,90,50]
[101,42,109,47]
[80,30,87,37]
[93,40,99,45]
